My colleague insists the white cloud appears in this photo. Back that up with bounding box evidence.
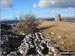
[59,8,75,13]
[42,8,75,14]
[33,3,37,8]
[38,0,75,8]
[0,0,12,8]
[43,11,57,14]
[64,8,75,12]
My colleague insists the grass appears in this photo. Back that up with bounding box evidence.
[37,20,74,51]
[9,20,74,51]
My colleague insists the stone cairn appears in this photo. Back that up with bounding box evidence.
[55,14,61,21]
[19,33,60,56]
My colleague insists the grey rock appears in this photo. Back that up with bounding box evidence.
[1,24,60,56]
[50,32,56,35]
[19,33,59,56]
[58,35,63,39]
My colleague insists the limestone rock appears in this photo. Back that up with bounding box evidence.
[19,33,60,56]
[1,23,60,56]
[58,35,63,39]
[50,32,56,35]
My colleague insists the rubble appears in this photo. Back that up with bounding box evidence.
[1,23,60,56]
[50,32,56,35]
[19,33,60,56]
[1,23,12,30]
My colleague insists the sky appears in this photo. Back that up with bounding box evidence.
[0,0,75,21]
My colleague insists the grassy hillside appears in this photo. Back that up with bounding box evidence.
[37,20,74,51]
[9,20,74,51]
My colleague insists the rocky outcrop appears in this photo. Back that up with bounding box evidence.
[0,23,25,55]
[19,33,60,56]
[1,30,25,55]
[1,23,12,30]
[1,23,60,56]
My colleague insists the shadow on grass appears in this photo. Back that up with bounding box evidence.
[39,25,56,31]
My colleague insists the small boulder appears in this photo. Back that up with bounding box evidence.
[50,32,56,35]
[58,35,63,39]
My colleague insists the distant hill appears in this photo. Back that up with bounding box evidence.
[1,17,75,24]
[37,17,75,21]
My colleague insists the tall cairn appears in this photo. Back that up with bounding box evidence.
[55,14,61,21]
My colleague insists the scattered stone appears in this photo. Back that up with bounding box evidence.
[50,32,56,35]
[10,51,17,55]
[58,35,63,39]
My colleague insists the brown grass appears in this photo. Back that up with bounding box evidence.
[37,20,74,51]
[9,20,74,51]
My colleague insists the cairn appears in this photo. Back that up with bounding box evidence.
[55,14,61,21]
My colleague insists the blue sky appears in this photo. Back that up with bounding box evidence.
[1,0,75,21]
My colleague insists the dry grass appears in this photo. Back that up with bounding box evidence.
[9,20,74,51]
[37,20,74,51]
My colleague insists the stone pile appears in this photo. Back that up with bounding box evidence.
[0,23,25,55]
[55,14,61,21]
[1,23,60,56]
[19,33,60,56]
[1,30,25,55]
